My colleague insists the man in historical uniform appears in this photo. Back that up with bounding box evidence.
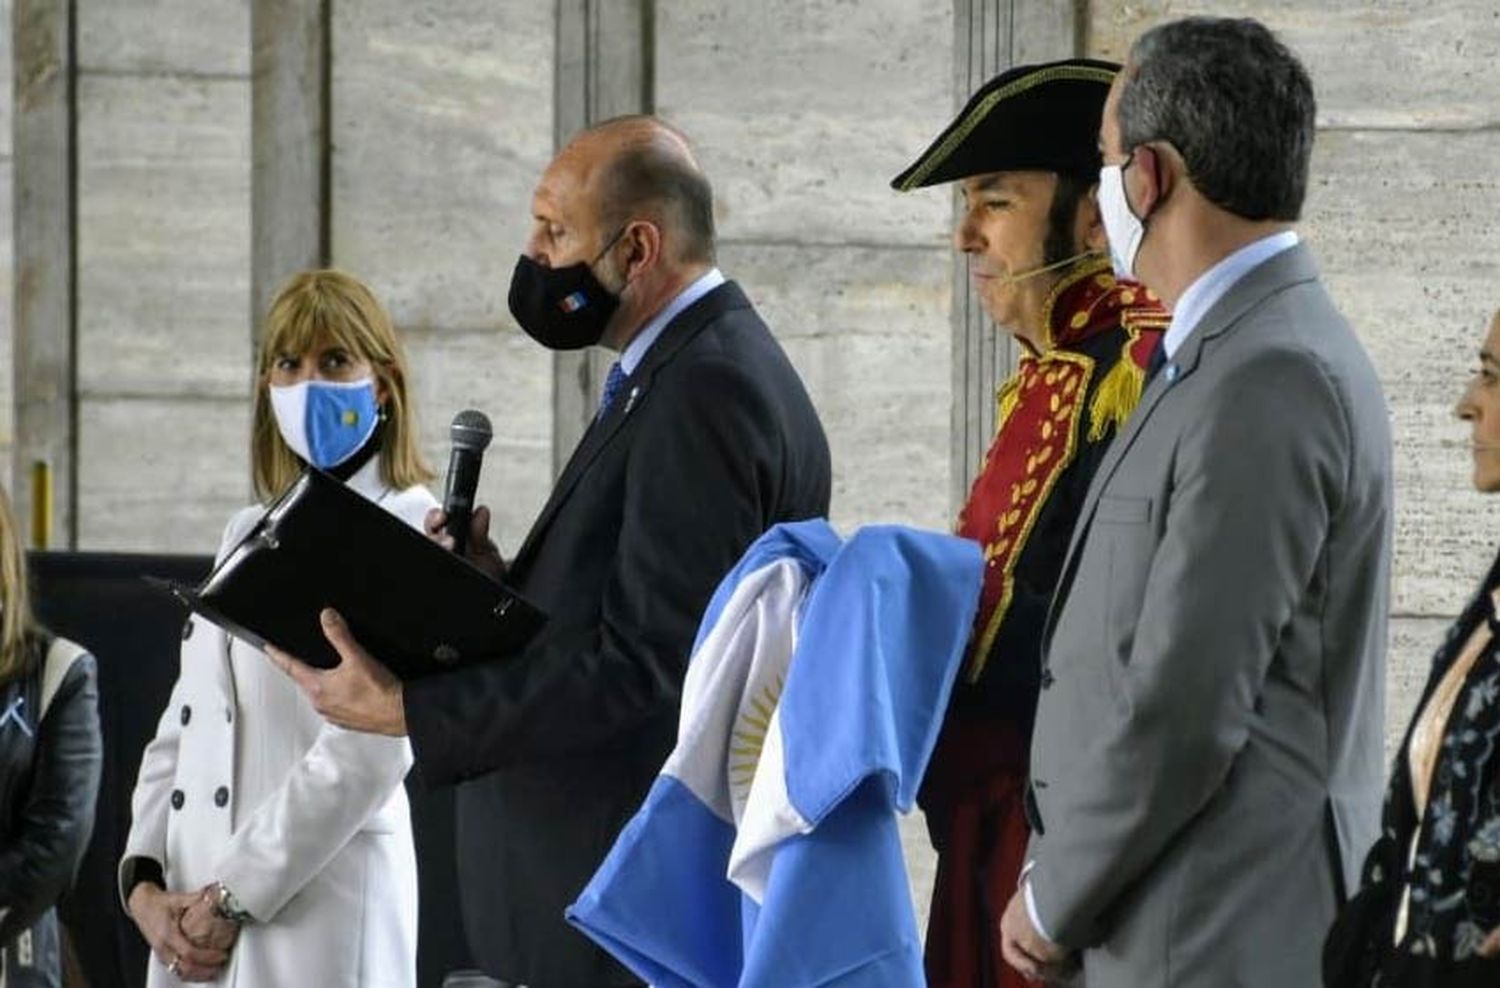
[891,58,1166,988]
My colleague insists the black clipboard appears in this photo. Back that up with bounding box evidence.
[148,468,546,681]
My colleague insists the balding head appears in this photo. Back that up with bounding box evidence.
[523,116,717,351]
[562,115,717,266]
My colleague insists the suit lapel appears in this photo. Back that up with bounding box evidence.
[510,282,752,572]
[1042,244,1321,647]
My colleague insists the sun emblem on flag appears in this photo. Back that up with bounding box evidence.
[728,673,784,806]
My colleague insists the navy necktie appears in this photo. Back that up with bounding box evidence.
[1145,336,1168,383]
[598,362,628,420]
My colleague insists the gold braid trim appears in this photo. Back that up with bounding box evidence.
[968,350,1094,681]
[894,65,1119,192]
[1037,255,1113,352]
[995,371,1023,428]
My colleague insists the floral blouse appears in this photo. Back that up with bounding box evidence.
[1374,568,1500,962]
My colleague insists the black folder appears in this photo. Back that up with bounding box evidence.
[149,468,546,680]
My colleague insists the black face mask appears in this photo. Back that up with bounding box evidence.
[507,230,625,351]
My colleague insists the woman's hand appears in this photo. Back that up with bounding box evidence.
[180,886,242,953]
[1480,924,1500,958]
[126,882,230,982]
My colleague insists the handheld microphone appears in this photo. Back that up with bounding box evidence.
[444,410,493,556]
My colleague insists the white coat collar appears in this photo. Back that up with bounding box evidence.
[343,454,392,505]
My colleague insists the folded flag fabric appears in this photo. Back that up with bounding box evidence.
[568,519,984,986]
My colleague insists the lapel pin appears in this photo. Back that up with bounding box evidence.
[1166,364,1180,383]
[623,386,641,416]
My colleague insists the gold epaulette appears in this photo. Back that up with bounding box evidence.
[1121,308,1171,333]
[1088,354,1144,442]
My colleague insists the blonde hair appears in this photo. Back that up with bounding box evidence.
[252,270,434,502]
[0,484,37,686]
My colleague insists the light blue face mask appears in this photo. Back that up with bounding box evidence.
[269,378,380,469]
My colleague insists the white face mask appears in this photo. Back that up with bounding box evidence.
[1098,161,1147,279]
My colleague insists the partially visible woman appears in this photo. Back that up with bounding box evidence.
[1326,308,1500,987]
[0,482,102,988]
[120,270,437,986]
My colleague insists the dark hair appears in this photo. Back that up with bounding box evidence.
[595,137,717,266]
[1118,17,1316,221]
[1043,171,1095,267]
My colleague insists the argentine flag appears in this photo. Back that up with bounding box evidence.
[568,520,983,986]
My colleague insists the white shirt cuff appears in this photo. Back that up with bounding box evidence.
[1023,876,1055,944]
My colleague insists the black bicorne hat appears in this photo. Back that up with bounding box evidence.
[892,58,1121,191]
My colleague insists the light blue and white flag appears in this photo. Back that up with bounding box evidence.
[568,519,983,986]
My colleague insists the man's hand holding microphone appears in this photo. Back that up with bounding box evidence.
[425,408,505,579]
[267,410,498,735]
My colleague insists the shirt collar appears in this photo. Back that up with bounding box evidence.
[619,268,726,376]
[1163,230,1299,358]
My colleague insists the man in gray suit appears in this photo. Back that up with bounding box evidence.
[998,17,1392,986]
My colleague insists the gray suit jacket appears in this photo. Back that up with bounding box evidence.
[1028,244,1391,986]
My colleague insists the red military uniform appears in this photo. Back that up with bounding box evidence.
[922,257,1167,988]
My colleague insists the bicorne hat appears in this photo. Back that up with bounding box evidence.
[892,58,1121,191]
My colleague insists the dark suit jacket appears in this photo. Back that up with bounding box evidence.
[404,281,831,987]
[1325,547,1500,987]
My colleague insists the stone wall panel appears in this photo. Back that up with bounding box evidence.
[77,74,251,399]
[657,0,953,246]
[1088,0,1500,130]
[78,397,249,551]
[719,242,953,532]
[78,0,248,76]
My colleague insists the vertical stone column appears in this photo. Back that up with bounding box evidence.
[949,0,1079,511]
[13,0,73,547]
[551,0,652,474]
[72,0,252,551]
[251,0,328,337]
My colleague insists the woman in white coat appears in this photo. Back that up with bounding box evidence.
[119,270,437,987]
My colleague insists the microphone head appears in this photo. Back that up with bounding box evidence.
[450,409,493,452]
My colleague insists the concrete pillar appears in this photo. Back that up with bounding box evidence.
[551,0,653,474]
[72,0,252,551]
[13,0,72,547]
[251,0,327,337]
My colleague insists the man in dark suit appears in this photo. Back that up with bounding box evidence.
[271,116,832,986]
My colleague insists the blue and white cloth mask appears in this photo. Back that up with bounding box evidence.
[270,377,381,468]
